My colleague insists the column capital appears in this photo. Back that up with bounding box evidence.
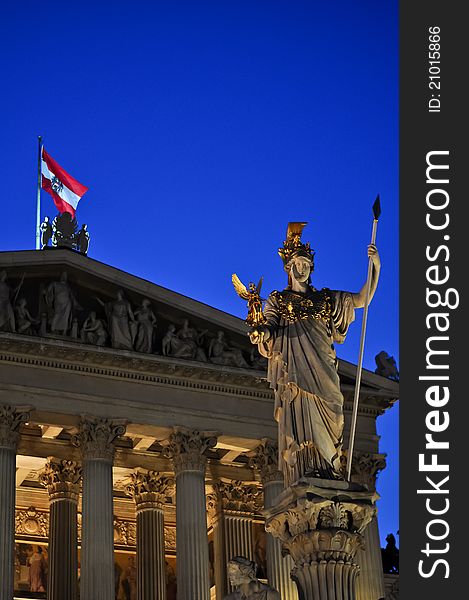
[340,451,387,491]
[0,404,32,450]
[248,438,283,485]
[208,480,262,518]
[71,415,127,461]
[39,457,82,502]
[125,469,175,510]
[162,427,217,475]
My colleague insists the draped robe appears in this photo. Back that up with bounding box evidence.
[259,287,355,483]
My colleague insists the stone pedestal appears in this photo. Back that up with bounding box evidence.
[125,470,175,600]
[207,480,261,598]
[72,416,127,600]
[0,404,31,600]
[265,479,377,600]
[40,458,82,600]
[249,439,298,600]
[163,427,217,600]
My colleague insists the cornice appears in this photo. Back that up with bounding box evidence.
[0,335,398,412]
[0,334,272,400]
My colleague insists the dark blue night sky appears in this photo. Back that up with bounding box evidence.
[1,0,398,544]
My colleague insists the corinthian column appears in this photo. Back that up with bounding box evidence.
[163,427,217,600]
[344,451,387,600]
[207,480,261,599]
[0,404,31,600]
[125,470,175,600]
[72,416,127,600]
[39,458,82,600]
[249,439,298,600]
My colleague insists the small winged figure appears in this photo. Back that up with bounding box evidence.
[232,274,266,328]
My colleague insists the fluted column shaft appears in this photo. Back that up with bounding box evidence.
[356,518,385,600]
[82,458,114,598]
[249,438,298,599]
[208,480,260,599]
[177,469,211,599]
[49,497,79,598]
[0,405,31,600]
[163,428,217,600]
[72,416,126,600]
[125,470,174,600]
[40,459,82,600]
[0,446,16,600]
[264,480,298,600]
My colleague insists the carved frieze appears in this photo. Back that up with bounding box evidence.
[162,427,217,475]
[15,507,49,538]
[164,525,176,551]
[71,415,127,462]
[111,518,176,551]
[114,517,137,546]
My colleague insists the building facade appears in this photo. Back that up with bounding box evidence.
[0,248,398,600]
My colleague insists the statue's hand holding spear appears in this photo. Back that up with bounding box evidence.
[346,195,382,481]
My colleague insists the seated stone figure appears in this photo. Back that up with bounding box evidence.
[209,331,249,368]
[223,556,279,600]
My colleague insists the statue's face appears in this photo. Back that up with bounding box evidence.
[227,563,250,586]
[290,256,312,283]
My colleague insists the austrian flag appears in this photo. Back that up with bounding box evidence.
[41,148,88,217]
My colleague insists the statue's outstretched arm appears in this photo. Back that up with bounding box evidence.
[351,244,381,308]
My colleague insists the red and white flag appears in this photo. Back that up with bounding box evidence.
[41,148,88,218]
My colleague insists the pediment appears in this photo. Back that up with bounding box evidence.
[0,249,265,371]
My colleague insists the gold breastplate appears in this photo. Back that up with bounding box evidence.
[272,289,332,323]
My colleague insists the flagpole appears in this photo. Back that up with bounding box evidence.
[346,196,381,481]
[36,135,43,250]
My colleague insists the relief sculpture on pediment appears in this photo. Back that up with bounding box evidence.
[97,289,136,351]
[0,270,18,332]
[0,269,265,370]
[162,318,207,362]
[44,271,82,336]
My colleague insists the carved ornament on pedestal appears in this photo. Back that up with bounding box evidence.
[125,469,175,510]
[0,404,32,450]
[265,481,377,600]
[162,427,217,474]
[71,415,127,461]
[39,458,82,502]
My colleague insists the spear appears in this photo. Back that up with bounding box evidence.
[346,195,381,481]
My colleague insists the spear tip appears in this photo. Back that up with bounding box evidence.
[372,194,381,220]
